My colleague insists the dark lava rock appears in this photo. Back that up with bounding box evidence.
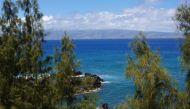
[84,73,104,88]
[102,103,109,109]
[74,71,82,76]
[84,73,91,76]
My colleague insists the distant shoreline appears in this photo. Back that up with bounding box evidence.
[45,29,182,40]
[44,38,184,41]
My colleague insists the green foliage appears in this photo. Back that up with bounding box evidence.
[79,94,97,109]
[54,33,79,108]
[175,3,190,69]
[54,33,99,109]
[0,36,19,107]
[17,0,44,78]
[81,76,96,91]
[0,0,21,107]
[117,33,181,109]
[55,32,79,73]
[116,33,190,109]
[1,0,21,37]
[0,0,55,108]
[175,3,190,102]
[175,4,190,35]
[0,0,98,108]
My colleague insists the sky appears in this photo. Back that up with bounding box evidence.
[0,0,185,32]
[39,0,180,15]
[37,0,183,32]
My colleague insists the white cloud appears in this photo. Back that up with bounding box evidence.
[143,0,161,4]
[144,0,159,3]
[42,16,53,22]
[42,6,176,32]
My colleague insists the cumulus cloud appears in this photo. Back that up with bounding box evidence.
[42,6,176,32]
[42,16,53,22]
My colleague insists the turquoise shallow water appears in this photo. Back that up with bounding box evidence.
[42,39,186,108]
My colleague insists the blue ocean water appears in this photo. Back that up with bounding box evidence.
[42,39,186,108]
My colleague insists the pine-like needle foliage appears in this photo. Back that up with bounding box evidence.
[0,0,55,108]
[175,3,190,100]
[116,33,184,109]
[54,32,79,108]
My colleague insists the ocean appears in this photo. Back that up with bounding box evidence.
[42,39,186,108]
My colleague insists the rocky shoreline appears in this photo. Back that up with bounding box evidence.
[16,71,107,108]
[74,71,104,92]
[74,72,109,109]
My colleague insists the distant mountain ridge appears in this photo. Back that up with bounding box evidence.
[45,29,182,40]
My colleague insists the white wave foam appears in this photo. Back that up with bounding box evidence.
[75,88,101,96]
[83,88,101,94]
[99,74,117,80]
[73,74,85,78]
[101,81,111,84]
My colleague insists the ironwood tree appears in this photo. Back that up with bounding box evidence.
[175,2,190,100]
[54,32,79,108]
[116,33,186,109]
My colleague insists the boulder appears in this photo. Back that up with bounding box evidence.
[102,103,109,109]
[74,71,82,76]
[84,73,104,88]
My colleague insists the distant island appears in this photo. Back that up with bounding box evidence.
[45,29,182,40]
